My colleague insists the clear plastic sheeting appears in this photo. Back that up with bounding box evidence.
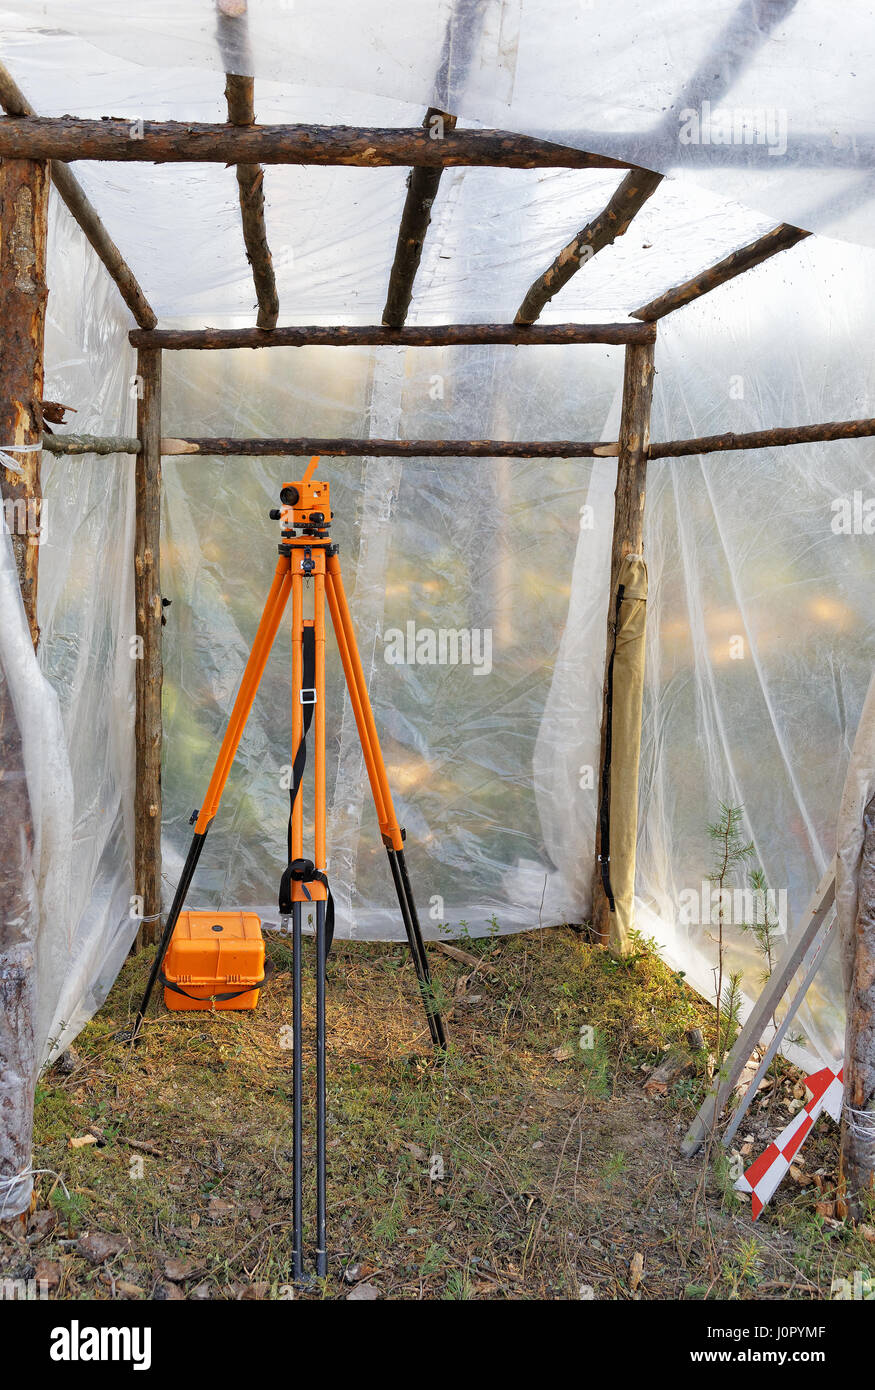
[568,232,873,1063]
[24,193,138,1067]
[2,0,875,249]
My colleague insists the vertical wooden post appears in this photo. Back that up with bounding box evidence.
[592,339,655,952]
[839,791,875,1220]
[134,347,163,948]
[0,155,49,648]
[0,153,47,1220]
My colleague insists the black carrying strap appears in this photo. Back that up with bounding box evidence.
[598,583,625,914]
[159,959,272,1003]
[280,626,335,955]
[278,859,335,956]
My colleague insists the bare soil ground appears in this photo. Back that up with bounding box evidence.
[2,927,872,1300]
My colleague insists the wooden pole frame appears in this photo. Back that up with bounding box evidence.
[133,348,164,949]
[2,44,872,1178]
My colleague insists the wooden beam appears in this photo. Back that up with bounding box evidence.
[592,339,655,953]
[382,108,456,328]
[515,170,664,325]
[158,436,619,458]
[0,153,49,649]
[0,62,157,330]
[631,224,811,321]
[42,432,141,455]
[216,2,279,331]
[649,417,875,458]
[129,321,655,351]
[44,415,875,461]
[133,348,163,950]
[840,793,875,1220]
[0,118,635,170]
[223,75,279,330]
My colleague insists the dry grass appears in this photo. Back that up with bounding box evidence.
[2,926,871,1300]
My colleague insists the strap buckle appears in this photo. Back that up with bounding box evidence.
[300,688,317,705]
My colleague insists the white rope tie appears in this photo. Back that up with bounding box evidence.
[844,1103,875,1141]
[0,441,42,476]
[0,1165,69,1219]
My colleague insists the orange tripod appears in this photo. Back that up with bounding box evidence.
[131,458,446,1281]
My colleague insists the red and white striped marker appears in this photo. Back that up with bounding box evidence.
[734,1064,843,1219]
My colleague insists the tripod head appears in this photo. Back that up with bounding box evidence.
[272,455,332,537]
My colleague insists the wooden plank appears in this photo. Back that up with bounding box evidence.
[591,339,655,953]
[0,62,156,330]
[0,117,635,169]
[682,858,837,1156]
[515,170,663,325]
[0,153,49,649]
[632,224,810,321]
[721,914,836,1148]
[133,348,163,950]
[649,417,875,457]
[129,321,656,350]
[157,436,620,457]
[840,793,875,1219]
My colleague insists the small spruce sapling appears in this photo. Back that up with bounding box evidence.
[706,803,754,1074]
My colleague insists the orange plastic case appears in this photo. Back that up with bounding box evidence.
[162,911,265,1012]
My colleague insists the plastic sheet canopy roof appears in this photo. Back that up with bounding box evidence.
[1,0,874,324]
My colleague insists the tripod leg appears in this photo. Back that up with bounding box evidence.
[325,557,446,1050]
[128,556,292,1040]
[315,897,327,1278]
[292,900,304,1283]
[386,847,447,1050]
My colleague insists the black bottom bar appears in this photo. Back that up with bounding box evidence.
[128,830,208,1041]
[386,847,447,1050]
